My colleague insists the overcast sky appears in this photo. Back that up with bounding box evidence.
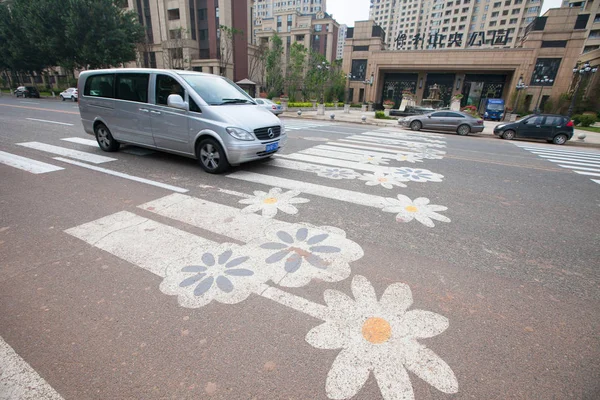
[327,0,563,27]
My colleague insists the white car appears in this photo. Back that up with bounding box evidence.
[254,98,283,115]
[60,88,78,102]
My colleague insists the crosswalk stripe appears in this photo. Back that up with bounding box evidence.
[0,150,64,174]
[140,193,295,243]
[276,153,386,172]
[267,157,351,174]
[536,155,600,164]
[26,118,74,126]
[300,148,395,162]
[574,170,600,177]
[317,144,402,157]
[376,128,445,138]
[61,137,98,146]
[361,131,446,143]
[592,179,600,185]
[528,149,600,159]
[0,335,64,399]
[336,140,440,155]
[227,171,388,208]
[325,142,404,154]
[544,159,600,167]
[557,164,600,172]
[516,145,600,158]
[53,157,188,193]
[17,142,116,164]
[347,135,442,149]
[66,211,213,278]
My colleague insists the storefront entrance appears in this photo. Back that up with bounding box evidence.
[461,74,507,113]
[379,73,419,108]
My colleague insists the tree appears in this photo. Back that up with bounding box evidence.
[162,27,188,70]
[248,40,268,91]
[265,33,284,97]
[304,51,330,102]
[285,42,307,102]
[218,25,242,78]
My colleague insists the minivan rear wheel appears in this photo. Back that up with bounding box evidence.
[95,123,120,152]
[553,134,568,145]
[197,138,230,174]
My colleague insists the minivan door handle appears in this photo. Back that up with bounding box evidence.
[150,110,161,115]
[139,108,150,113]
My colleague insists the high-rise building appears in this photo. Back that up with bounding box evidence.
[128,0,252,81]
[561,0,600,54]
[369,0,544,50]
[254,10,340,63]
[337,24,347,59]
[253,0,327,18]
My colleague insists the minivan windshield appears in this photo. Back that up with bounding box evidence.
[179,74,254,106]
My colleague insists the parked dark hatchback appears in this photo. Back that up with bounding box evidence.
[494,114,574,145]
[14,86,40,98]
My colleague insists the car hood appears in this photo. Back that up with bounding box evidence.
[207,104,281,130]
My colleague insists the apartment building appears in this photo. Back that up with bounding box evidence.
[562,0,600,54]
[254,10,340,63]
[128,0,252,81]
[253,0,326,18]
[369,0,544,50]
[337,24,348,59]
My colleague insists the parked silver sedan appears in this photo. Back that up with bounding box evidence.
[254,98,283,115]
[399,110,484,135]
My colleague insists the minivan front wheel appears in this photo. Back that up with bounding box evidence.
[553,134,568,145]
[95,123,120,152]
[197,138,230,174]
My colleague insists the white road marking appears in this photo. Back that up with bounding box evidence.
[339,139,433,153]
[276,153,387,172]
[557,165,600,172]
[53,157,188,193]
[315,144,403,158]
[361,131,445,143]
[376,127,445,138]
[330,141,430,156]
[26,118,74,126]
[19,101,40,104]
[529,150,600,160]
[574,170,600,177]
[61,137,97,146]
[227,171,388,208]
[544,159,600,167]
[257,283,329,320]
[0,151,64,174]
[197,184,253,198]
[516,145,600,157]
[267,157,350,174]
[66,211,213,277]
[301,148,394,162]
[17,142,116,164]
[536,155,600,165]
[592,179,600,185]
[0,336,64,399]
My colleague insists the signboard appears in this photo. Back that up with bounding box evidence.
[395,29,512,49]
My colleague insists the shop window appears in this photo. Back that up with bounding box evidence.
[168,9,180,20]
[530,58,561,86]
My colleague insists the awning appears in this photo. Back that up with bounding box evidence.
[236,78,256,85]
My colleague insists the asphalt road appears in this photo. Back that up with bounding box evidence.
[1,96,599,400]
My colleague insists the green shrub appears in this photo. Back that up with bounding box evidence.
[578,114,597,127]
[374,111,394,120]
[572,114,582,125]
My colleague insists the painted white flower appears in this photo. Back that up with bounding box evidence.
[306,275,458,400]
[359,155,389,165]
[239,187,309,218]
[382,195,450,227]
[316,167,360,180]
[393,152,424,163]
[358,171,407,189]
[391,167,444,183]
[251,224,364,288]
[160,243,269,308]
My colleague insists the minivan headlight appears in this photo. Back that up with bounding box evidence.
[226,127,254,141]
[280,125,286,135]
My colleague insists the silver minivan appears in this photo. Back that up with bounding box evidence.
[78,68,286,173]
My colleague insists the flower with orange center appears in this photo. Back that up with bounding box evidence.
[305,275,458,400]
[239,187,309,218]
[382,194,450,227]
[358,171,407,189]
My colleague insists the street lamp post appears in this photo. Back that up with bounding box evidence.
[567,62,598,119]
[514,76,528,116]
[533,75,553,114]
[345,73,356,104]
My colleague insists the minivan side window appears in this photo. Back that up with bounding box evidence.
[84,74,115,98]
[156,74,186,106]
[115,73,149,103]
[189,97,201,113]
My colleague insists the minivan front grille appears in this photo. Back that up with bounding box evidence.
[254,126,281,140]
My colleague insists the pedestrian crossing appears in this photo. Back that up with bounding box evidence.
[513,143,600,185]
[281,120,332,131]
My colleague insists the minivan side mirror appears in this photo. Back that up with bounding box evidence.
[167,94,188,111]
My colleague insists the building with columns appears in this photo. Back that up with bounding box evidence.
[343,6,599,113]
[253,0,326,18]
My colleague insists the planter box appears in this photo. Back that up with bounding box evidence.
[344,104,350,113]
[317,104,325,115]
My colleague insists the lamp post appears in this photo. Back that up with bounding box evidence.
[514,75,527,116]
[567,62,598,119]
[316,61,330,104]
[533,75,553,114]
[345,73,356,104]
[363,73,374,108]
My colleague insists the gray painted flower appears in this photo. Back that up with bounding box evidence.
[254,224,364,287]
[316,167,360,180]
[160,244,268,308]
[391,167,444,183]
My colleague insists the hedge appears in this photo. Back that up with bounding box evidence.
[573,114,597,127]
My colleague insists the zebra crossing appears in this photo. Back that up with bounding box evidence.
[513,143,600,185]
[281,120,333,131]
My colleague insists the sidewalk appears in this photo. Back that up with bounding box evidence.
[281,110,600,148]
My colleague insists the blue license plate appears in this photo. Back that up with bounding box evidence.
[265,142,279,152]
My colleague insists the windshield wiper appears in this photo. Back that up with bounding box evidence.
[219,98,253,105]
